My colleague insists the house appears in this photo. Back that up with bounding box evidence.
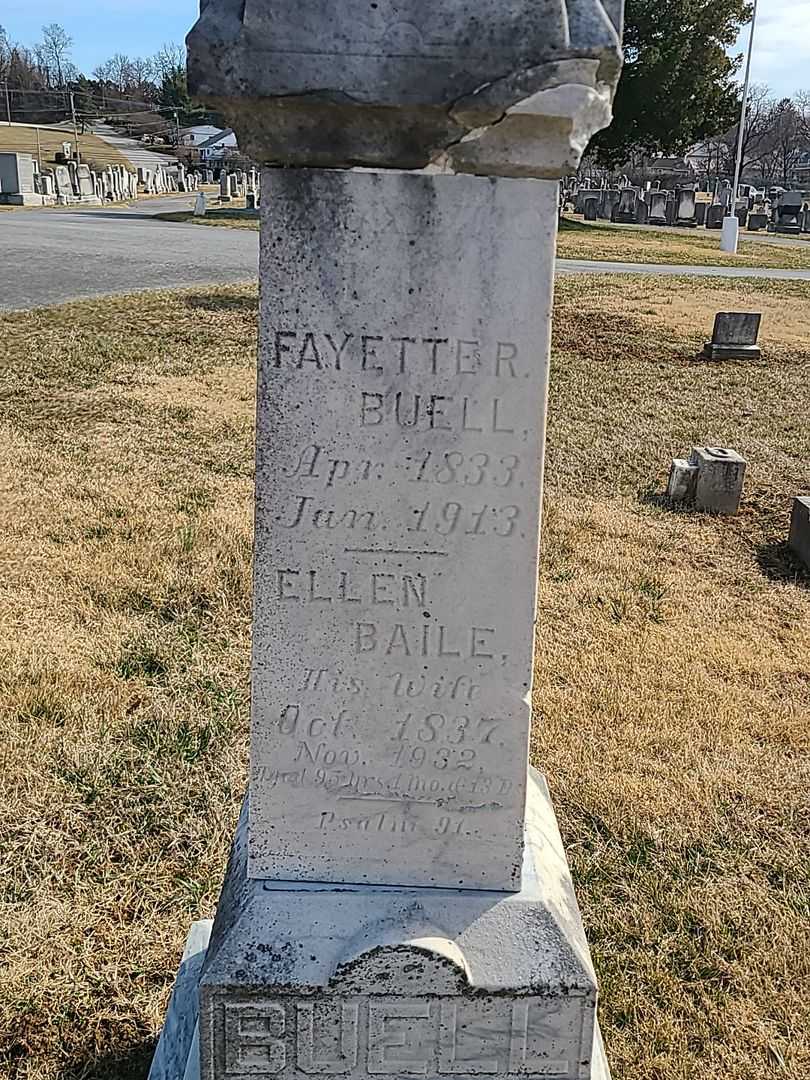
[179,124,227,147]
[197,128,238,162]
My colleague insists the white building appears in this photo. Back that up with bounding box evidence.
[179,124,227,147]
[197,128,239,161]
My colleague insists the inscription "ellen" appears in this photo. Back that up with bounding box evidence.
[277,569,427,607]
[219,995,583,1077]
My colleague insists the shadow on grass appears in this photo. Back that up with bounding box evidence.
[60,1038,156,1080]
[756,540,810,586]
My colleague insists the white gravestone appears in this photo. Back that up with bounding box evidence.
[250,168,555,890]
[149,1,624,1077]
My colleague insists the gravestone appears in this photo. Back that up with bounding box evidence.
[150,0,624,1077]
[771,191,803,234]
[612,186,637,223]
[195,192,207,216]
[695,201,707,226]
[748,212,767,231]
[648,190,668,225]
[674,187,696,227]
[599,188,620,220]
[635,196,649,224]
[706,203,724,229]
[789,497,810,570]
[0,152,41,205]
[53,164,74,203]
[584,194,599,220]
[702,312,762,360]
[668,448,746,514]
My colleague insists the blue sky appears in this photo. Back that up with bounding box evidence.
[3,0,810,98]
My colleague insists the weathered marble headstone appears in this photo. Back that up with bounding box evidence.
[612,186,637,223]
[150,1,624,1077]
[648,190,668,225]
[667,447,746,514]
[702,312,762,360]
[674,187,696,227]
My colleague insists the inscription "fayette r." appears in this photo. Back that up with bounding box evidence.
[219,995,582,1077]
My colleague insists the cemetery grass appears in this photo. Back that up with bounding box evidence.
[0,276,808,1080]
[154,207,259,229]
[558,216,810,269]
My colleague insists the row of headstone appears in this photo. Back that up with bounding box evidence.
[570,183,702,228]
[218,167,261,204]
[563,176,810,234]
[137,163,203,196]
[0,151,127,207]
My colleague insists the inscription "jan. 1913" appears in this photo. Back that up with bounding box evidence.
[216,994,585,1078]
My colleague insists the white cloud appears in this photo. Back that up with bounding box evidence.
[732,0,810,96]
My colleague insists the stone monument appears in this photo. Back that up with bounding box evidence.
[667,447,747,514]
[0,152,42,206]
[150,1,624,1077]
[702,312,762,361]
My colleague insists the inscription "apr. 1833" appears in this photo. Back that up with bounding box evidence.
[217,994,586,1078]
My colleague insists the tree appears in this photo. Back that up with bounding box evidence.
[38,22,73,87]
[592,0,750,166]
[721,83,773,179]
[759,98,804,187]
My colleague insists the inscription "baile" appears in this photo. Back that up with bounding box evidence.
[218,994,585,1077]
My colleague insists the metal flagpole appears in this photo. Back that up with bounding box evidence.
[721,0,760,253]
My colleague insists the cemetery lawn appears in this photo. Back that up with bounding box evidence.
[0,277,809,1080]
[154,208,260,229]
[558,216,810,269]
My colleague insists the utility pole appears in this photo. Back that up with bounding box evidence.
[4,81,11,125]
[174,110,181,147]
[36,126,42,170]
[721,0,759,254]
[70,91,81,162]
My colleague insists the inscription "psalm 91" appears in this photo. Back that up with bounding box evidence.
[215,995,587,1079]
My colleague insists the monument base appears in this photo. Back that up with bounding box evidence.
[150,770,610,1080]
[702,343,762,361]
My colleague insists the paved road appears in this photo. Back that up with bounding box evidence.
[3,197,810,312]
[557,259,810,280]
[0,196,258,312]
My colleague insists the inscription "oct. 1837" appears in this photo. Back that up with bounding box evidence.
[217,994,585,1077]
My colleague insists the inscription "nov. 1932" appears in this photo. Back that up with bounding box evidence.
[216,994,586,1078]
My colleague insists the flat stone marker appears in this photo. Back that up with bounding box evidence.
[150,0,624,1077]
[703,312,762,360]
[789,497,810,569]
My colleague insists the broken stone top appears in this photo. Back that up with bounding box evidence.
[187,0,624,176]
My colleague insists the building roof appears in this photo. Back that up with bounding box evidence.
[197,128,236,150]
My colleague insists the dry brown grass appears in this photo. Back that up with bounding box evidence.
[558,217,810,269]
[0,125,131,172]
[0,277,808,1080]
[154,204,259,230]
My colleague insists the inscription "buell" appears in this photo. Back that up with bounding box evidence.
[219,994,584,1077]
